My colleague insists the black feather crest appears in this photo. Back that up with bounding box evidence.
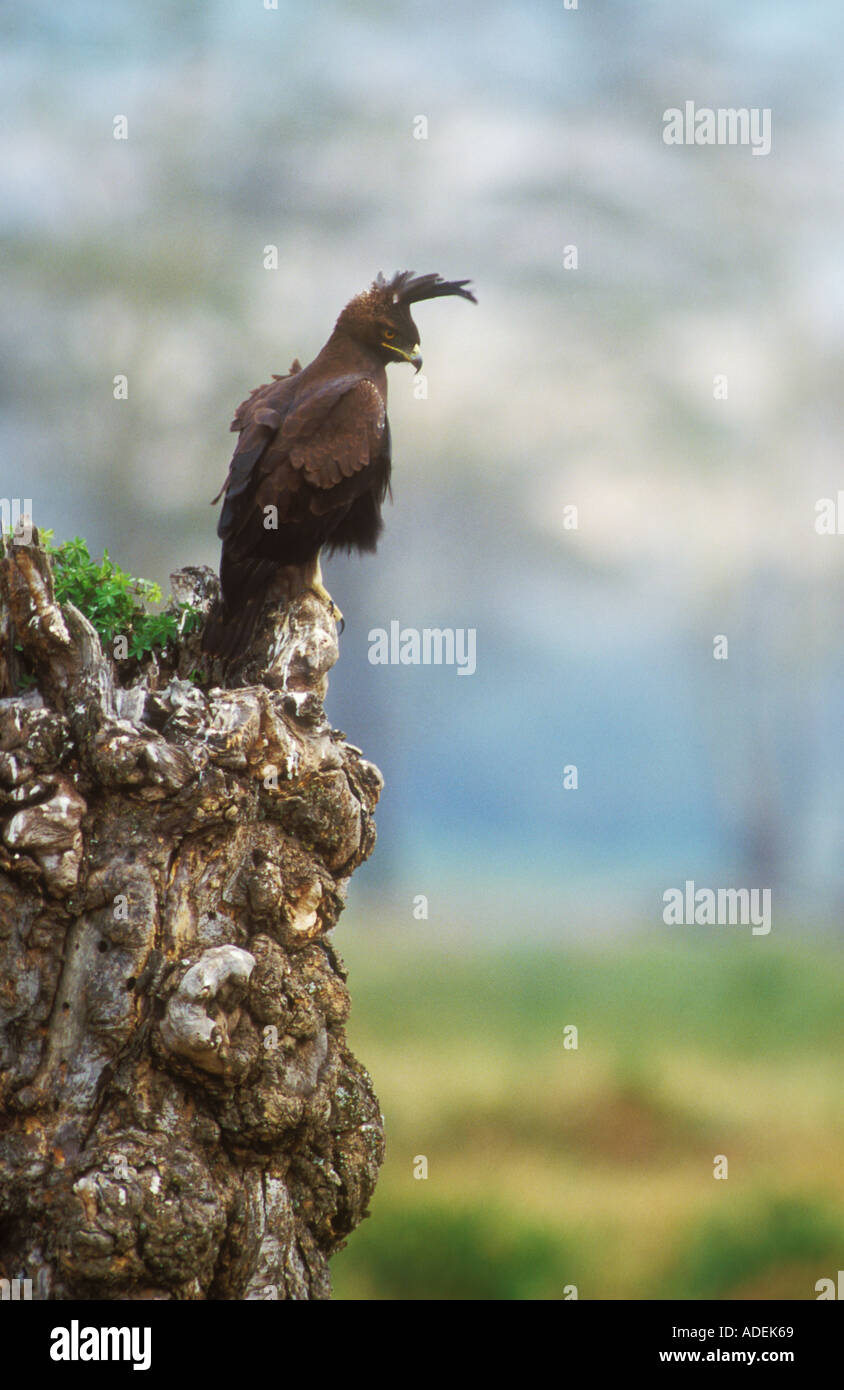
[375,270,477,306]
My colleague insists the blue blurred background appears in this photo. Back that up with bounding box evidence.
[3,0,843,1299]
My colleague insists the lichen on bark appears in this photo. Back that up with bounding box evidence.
[0,528,384,1300]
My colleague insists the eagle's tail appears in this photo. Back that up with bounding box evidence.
[201,559,310,662]
[201,593,268,662]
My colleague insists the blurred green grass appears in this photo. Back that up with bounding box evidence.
[331,932,844,1300]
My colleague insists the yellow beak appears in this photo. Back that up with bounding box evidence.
[384,342,423,372]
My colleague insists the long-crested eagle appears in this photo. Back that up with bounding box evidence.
[202,270,476,660]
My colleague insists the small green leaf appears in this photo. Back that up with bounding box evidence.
[44,534,200,663]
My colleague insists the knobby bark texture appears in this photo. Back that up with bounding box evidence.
[0,529,384,1300]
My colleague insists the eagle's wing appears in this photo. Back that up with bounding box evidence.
[214,363,302,534]
[217,374,386,545]
[284,379,387,492]
[204,370,390,662]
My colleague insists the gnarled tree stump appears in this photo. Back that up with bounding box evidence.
[0,529,384,1300]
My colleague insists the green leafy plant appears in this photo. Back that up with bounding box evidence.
[43,534,200,661]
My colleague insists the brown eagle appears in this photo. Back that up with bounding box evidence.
[202,270,476,660]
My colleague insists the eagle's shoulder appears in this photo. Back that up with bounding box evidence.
[278,370,381,444]
[230,359,302,433]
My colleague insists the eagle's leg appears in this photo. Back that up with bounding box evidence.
[305,552,344,628]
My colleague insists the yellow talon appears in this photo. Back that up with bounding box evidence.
[308,555,343,628]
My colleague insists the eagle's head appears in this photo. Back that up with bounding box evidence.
[334,270,476,371]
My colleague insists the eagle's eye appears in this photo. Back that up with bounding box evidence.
[383,328,396,340]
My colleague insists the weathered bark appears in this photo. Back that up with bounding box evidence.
[0,529,384,1300]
